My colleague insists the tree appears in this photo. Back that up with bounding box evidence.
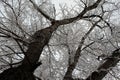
[0,0,120,80]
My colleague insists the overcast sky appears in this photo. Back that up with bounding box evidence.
[51,0,76,9]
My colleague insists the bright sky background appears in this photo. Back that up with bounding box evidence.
[51,0,77,19]
[51,0,76,9]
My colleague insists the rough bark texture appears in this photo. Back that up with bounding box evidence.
[86,49,120,80]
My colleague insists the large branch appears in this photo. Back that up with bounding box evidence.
[21,0,102,72]
[29,0,102,25]
[58,0,102,25]
[86,49,120,80]
[0,0,103,80]
[63,20,101,80]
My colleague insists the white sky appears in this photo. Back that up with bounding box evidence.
[51,0,76,9]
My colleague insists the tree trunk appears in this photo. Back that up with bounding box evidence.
[0,0,102,79]
[0,24,59,80]
[0,66,37,80]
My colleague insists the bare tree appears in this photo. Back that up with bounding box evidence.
[0,0,120,80]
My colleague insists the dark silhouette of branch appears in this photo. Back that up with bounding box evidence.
[86,48,120,80]
[83,15,110,26]
[0,0,103,80]
[57,0,102,25]
[29,0,55,22]
[63,20,101,80]
[1,0,31,37]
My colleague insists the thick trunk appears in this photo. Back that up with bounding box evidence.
[0,66,37,80]
[0,0,102,79]
[21,23,59,70]
[0,24,59,80]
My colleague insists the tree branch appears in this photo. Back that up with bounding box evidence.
[86,48,120,80]
[57,0,102,25]
[19,0,102,73]
[63,19,101,80]
[29,0,55,22]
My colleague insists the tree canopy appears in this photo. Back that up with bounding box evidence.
[0,0,120,80]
